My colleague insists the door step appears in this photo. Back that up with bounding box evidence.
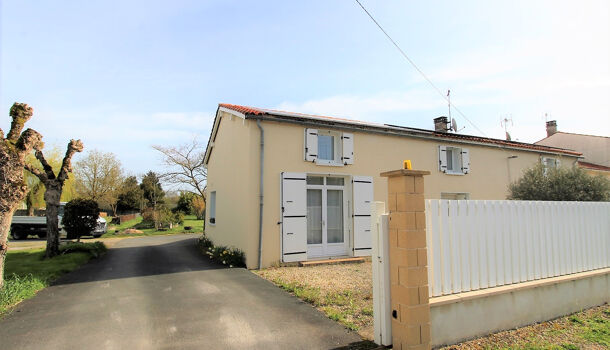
[299,257,365,267]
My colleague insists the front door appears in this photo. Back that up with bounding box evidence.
[306,176,348,258]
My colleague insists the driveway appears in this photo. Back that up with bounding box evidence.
[0,234,362,349]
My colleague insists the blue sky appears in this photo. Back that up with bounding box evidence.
[2,0,609,177]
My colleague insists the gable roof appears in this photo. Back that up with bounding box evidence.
[205,103,582,164]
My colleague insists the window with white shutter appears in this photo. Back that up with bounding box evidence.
[304,128,355,166]
[440,145,469,175]
[281,172,308,262]
[352,176,373,257]
[341,133,354,165]
[305,129,318,162]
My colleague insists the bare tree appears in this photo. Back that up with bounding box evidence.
[25,140,84,258]
[153,137,206,201]
[74,150,124,215]
[0,103,43,287]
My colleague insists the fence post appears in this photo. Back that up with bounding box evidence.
[372,202,391,345]
[381,169,431,350]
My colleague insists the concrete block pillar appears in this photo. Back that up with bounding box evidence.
[380,169,431,350]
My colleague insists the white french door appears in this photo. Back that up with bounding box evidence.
[306,176,348,258]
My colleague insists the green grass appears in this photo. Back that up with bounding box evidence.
[268,277,364,332]
[1,242,106,316]
[102,215,204,238]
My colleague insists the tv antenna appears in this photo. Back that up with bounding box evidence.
[447,89,451,121]
[501,115,513,141]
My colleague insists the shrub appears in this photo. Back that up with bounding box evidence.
[192,196,206,220]
[509,164,610,201]
[174,192,195,215]
[196,234,246,268]
[62,199,99,240]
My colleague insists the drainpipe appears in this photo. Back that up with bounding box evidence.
[256,119,265,270]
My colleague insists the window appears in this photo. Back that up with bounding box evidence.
[304,128,354,166]
[541,157,559,175]
[209,191,216,224]
[439,146,470,174]
[441,192,470,200]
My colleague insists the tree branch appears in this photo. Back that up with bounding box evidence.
[34,149,56,180]
[58,139,84,183]
[7,103,34,142]
[24,163,48,183]
[15,128,43,157]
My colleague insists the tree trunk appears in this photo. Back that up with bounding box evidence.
[44,181,62,258]
[0,207,17,288]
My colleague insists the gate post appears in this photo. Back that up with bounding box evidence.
[381,169,431,350]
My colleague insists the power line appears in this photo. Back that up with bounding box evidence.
[354,0,487,136]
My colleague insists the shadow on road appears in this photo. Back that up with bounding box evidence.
[52,236,227,286]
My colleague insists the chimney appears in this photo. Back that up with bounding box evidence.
[434,116,448,133]
[546,120,557,137]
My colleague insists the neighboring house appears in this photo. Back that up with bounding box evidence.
[535,120,610,177]
[204,104,581,269]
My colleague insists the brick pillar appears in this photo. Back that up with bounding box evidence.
[380,169,431,350]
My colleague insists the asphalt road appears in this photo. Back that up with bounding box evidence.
[0,234,362,350]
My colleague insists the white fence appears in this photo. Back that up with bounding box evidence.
[425,200,610,297]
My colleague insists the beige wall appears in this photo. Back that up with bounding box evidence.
[430,269,610,347]
[205,111,260,268]
[207,115,580,268]
[537,132,609,166]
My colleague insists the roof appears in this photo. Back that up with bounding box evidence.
[578,161,610,172]
[216,103,582,157]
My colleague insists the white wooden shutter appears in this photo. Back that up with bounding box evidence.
[304,129,318,162]
[353,176,373,257]
[341,133,354,165]
[438,146,447,172]
[281,172,308,262]
[461,148,470,174]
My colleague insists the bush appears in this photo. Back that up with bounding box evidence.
[192,196,206,220]
[59,241,107,258]
[141,206,183,229]
[509,165,610,201]
[197,234,246,268]
[62,199,99,240]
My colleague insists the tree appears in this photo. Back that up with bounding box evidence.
[61,199,99,242]
[117,176,143,213]
[23,146,78,216]
[174,192,195,214]
[0,103,44,288]
[508,164,610,201]
[192,195,206,220]
[24,140,84,257]
[140,171,165,209]
[74,150,124,216]
[153,137,206,201]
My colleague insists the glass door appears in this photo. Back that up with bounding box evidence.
[306,176,347,258]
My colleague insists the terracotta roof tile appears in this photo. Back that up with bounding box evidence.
[578,161,610,171]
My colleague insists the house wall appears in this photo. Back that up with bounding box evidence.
[205,111,260,268]
[536,132,609,167]
[206,115,579,269]
[256,120,578,268]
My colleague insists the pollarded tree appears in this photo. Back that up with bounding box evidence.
[508,164,610,201]
[25,140,84,258]
[0,103,44,287]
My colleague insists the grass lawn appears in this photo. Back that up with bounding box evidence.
[255,262,609,349]
[1,242,107,316]
[102,215,204,238]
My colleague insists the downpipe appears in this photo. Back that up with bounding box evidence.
[256,119,264,270]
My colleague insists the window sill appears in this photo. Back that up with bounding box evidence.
[444,171,465,176]
[315,160,344,167]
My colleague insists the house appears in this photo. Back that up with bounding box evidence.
[535,120,610,178]
[203,104,581,269]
